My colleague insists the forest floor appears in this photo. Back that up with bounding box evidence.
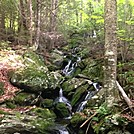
[0,46,35,114]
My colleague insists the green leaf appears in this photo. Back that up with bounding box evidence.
[92,117,99,122]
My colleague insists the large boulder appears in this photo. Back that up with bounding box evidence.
[0,107,56,134]
[10,51,64,94]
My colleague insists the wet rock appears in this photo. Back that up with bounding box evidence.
[107,130,131,134]
[54,102,71,118]
[71,83,89,108]
[14,92,37,106]
[49,49,64,69]
[0,108,56,134]
[10,51,64,94]
[41,99,54,109]
[61,78,89,98]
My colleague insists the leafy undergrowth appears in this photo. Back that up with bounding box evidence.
[0,46,46,117]
[0,48,25,108]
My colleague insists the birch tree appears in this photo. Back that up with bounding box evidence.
[104,0,119,108]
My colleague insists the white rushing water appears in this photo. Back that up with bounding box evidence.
[62,56,81,76]
[56,88,72,113]
[76,82,101,112]
[59,127,69,134]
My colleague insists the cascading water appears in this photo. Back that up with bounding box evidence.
[62,60,72,76]
[55,88,72,115]
[54,88,72,134]
[62,56,81,76]
[93,82,101,92]
[76,82,101,112]
[55,52,101,133]
[58,126,69,134]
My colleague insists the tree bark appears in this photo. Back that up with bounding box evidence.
[104,0,119,108]
[19,0,27,31]
[34,0,41,50]
[50,0,58,32]
[27,0,33,46]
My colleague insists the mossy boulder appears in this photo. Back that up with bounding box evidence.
[61,77,94,110]
[71,83,89,108]
[0,108,56,134]
[11,68,63,93]
[54,102,71,118]
[30,107,56,119]
[70,112,87,128]
[107,130,131,134]
[49,49,64,68]
[10,66,49,92]
[14,92,36,106]
[41,99,54,109]
[61,78,88,98]
[10,51,64,93]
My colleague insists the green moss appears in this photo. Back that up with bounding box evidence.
[23,51,45,67]
[61,78,84,94]
[11,64,63,93]
[6,101,16,109]
[0,110,9,115]
[31,107,56,119]
[42,99,54,108]
[54,102,70,118]
[14,92,36,105]
[30,108,56,133]
[31,117,54,134]
[70,112,87,128]
[81,59,104,81]
[71,84,89,106]
[0,82,4,95]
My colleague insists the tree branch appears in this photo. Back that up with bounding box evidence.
[80,112,97,128]
[116,81,134,115]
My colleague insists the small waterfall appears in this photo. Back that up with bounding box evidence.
[92,30,97,38]
[51,124,70,134]
[93,82,101,91]
[76,100,88,112]
[76,82,101,112]
[76,91,92,112]
[58,126,69,134]
[63,60,72,76]
[62,56,81,76]
[55,88,72,113]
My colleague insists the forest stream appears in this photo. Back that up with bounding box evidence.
[0,47,133,134]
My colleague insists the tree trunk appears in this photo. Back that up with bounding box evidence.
[104,0,119,108]
[27,0,33,46]
[50,0,58,32]
[19,0,27,31]
[0,12,5,40]
[34,0,41,50]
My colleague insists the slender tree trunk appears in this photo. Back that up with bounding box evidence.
[19,0,27,31]
[34,0,41,50]
[104,0,119,108]
[27,0,33,45]
[80,0,83,24]
[0,12,5,40]
[50,0,58,32]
